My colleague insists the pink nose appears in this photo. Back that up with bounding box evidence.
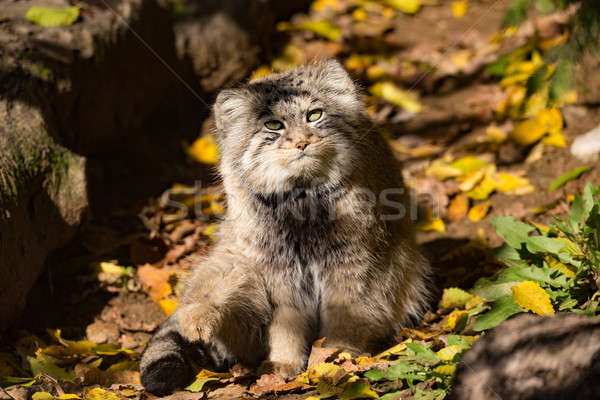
[296,141,309,151]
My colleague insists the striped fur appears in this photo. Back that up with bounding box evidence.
[140,60,432,395]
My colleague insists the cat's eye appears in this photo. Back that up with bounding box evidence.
[264,120,284,130]
[307,109,323,122]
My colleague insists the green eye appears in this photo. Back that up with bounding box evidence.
[307,109,323,122]
[265,120,284,130]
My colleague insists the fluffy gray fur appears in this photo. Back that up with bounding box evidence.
[140,60,432,395]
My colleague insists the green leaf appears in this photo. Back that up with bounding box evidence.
[365,363,427,381]
[25,6,79,27]
[526,236,566,255]
[414,389,447,400]
[381,391,407,400]
[494,243,522,262]
[486,55,509,76]
[536,0,555,13]
[0,376,37,389]
[28,354,75,382]
[474,295,524,331]
[447,335,472,347]
[549,166,591,191]
[503,0,531,27]
[185,377,219,392]
[405,343,441,365]
[492,216,535,248]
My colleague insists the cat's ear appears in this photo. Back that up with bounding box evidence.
[213,88,249,134]
[321,59,356,92]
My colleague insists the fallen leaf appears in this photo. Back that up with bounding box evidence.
[158,299,178,316]
[447,193,469,221]
[137,264,172,301]
[548,166,591,191]
[340,381,379,400]
[25,6,79,27]
[184,135,219,164]
[511,280,554,316]
[467,175,497,200]
[451,1,468,18]
[185,370,231,393]
[436,345,469,361]
[370,81,422,113]
[439,288,473,309]
[468,201,491,222]
[249,374,285,396]
[382,0,421,14]
[29,353,75,382]
[509,119,546,146]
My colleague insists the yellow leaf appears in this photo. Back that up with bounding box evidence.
[340,382,379,400]
[543,129,566,147]
[536,108,563,133]
[297,362,351,385]
[465,295,485,309]
[84,388,120,400]
[451,1,468,18]
[443,310,468,331]
[468,201,491,222]
[375,341,409,358]
[25,6,79,27]
[382,0,421,14]
[439,288,473,309]
[298,20,342,41]
[185,135,219,164]
[545,256,576,278]
[416,211,446,233]
[433,364,456,375]
[32,393,54,400]
[538,29,569,51]
[509,119,546,145]
[458,170,485,192]
[554,237,584,257]
[495,173,532,193]
[250,66,272,80]
[311,0,339,12]
[511,280,554,316]
[158,299,178,316]
[449,156,488,176]
[528,220,550,233]
[352,7,368,21]
[370,81,422,113]
[426,160,462,181]
[437,345,469,361]
[485,125,507,143]
[450,50,472,68]
[467,175,497,200]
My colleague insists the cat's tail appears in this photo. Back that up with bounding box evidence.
[140,316,209,395]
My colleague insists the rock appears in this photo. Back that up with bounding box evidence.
[449,314,600,400]
[86,321,121,344]
[571,124,600,162]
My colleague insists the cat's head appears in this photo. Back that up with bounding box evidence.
[214,60,367,194]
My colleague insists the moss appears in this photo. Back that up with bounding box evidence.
[0,141,73,214]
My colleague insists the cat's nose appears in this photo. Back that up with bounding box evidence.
[296,141,310,151]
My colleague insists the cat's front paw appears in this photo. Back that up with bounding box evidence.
[257,360,304,380]
[176,303,220,343]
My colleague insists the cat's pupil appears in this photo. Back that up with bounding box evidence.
[265,120,283,130]
[307,109,322,122]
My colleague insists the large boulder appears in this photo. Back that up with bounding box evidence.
[0,0,309,329]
